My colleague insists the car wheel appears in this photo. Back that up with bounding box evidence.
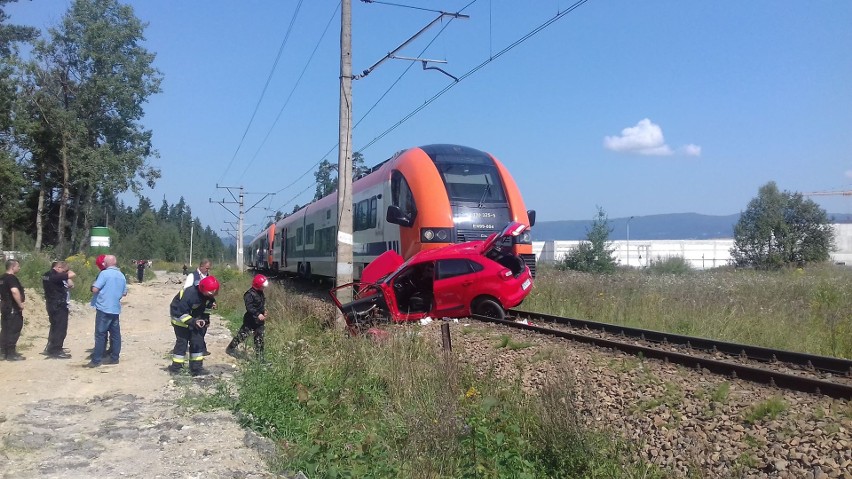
[472,298,505,320]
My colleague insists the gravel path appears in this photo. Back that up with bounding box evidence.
[0,271,281,479]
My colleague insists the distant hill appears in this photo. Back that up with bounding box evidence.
[222,213,852,243]
[532,213,852,241]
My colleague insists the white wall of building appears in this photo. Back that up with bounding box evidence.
[533,224,852,269]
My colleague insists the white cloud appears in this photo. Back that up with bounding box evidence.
[603,118,700,157]
[681,144,702,156]
[845,170,852,179]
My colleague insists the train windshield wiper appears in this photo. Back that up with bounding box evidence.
[478,179,491,208]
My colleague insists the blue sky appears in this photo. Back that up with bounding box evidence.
[8,1,852,238]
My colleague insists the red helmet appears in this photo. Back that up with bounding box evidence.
[95,254,107,271]
[252,274,269,290]
[198,276,220,296]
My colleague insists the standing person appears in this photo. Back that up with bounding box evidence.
[168,275,219,376]
[42,261,76,358]
[0,259,26,360]
[183,258,214,355]
[136,259,146,283]
[226,274,268,360]
[85,255,128,368]
[182,264,188,276]
[183,258,212,290]
[89,254,112,361]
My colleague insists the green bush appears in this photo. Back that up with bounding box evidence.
[646,256,692,275]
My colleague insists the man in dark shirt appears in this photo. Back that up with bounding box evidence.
[42,261,76,358]
[0,259,26,360]
[136,259,146,283]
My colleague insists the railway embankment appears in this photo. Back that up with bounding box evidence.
[443,319,852,478]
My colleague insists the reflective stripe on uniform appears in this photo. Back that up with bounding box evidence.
[172,354,186,364]
[171,313,192,328]
[189,352,204,362]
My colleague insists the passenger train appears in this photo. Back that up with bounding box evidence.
[246,144,536,280]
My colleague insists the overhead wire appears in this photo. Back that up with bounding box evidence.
[268,0,474,211]
[218,0,305,182]
[357,0,591,152]
[266,0,586,214]
[237,2,341,182]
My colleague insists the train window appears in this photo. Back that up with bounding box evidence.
[326,209,331,220]
[369,197,377,228]
[296,227,303,246]
[391,171,417,220]
[436,163,507,204]
[306,224,314,244]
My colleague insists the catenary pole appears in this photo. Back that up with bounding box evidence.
[336,0,354,314]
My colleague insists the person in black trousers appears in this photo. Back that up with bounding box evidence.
[42,261,76,358]
[226,274,268,360]
[0,259,26,360]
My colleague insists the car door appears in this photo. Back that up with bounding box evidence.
[433,258,483,316]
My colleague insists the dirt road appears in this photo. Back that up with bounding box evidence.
[0,271,279,479]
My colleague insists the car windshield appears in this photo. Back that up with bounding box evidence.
[436,162,507,204]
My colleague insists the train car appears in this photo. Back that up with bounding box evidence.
[248,144,536,279]
[246,224,276,271]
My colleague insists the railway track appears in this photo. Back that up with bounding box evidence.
[469,309,852,400]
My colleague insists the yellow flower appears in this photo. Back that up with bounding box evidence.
[465,387,479,399]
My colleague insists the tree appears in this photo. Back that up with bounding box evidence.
[560,206,617,273]
[731,181,833,269]
[312,152,368,201]
[0,0,37,248]
[20,0,162,254]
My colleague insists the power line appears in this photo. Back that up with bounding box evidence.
[237,2,341,181]
[219,0,306,182]
[258,0,586,212]
[267,1,471,199]
[358,0,591,152]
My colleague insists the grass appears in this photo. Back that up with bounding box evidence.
[742,397,788,424]
[196,274,662,478]
[523,263,852,358]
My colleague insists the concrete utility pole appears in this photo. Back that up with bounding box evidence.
[211,185,246,272]
[336,0,354,305]
[213,186,273,272]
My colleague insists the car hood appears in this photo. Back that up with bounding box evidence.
[361,250,404,284]
[478,221,529,254]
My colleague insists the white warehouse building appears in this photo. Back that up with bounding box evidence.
[533,224,852,269]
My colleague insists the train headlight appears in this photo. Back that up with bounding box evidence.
[514,231,532,244]
[421,227,454,243]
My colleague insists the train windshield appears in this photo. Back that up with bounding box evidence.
[435,162,507,204]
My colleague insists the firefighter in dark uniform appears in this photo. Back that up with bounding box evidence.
[168,275,219,375]
[226,274,268,359]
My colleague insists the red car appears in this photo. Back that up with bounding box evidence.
[330,222,533,332]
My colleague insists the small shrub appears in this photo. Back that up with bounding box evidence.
[646,256,692,275]
[743,397,787,424]
[710,382,730,404]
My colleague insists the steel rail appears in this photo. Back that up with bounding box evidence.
[474,314,852,400]
[509,309,852,376]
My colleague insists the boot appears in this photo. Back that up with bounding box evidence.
[190,363,208,377]
[225,340,240,358]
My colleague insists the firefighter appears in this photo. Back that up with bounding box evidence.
[168,275,219,375]
[226,274,268,360]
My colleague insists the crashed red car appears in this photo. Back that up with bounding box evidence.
[330,222,533,331]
